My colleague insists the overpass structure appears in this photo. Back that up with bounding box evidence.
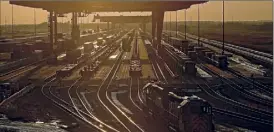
[10,1,208,51]
[94,15,151,31]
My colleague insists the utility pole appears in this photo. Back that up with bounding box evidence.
[176,11,177,37]
[0,0,2,37]
[185,10,187,40]
[4,16,6,34]
[169,12,171,43]
[165,13,167,33]
[222,0,225,55]
[34,9,36,39]
[11,5,14,39]
[198,4,200,46]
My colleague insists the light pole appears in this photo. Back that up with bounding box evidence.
[11,5,14,39]
[0,0,2,37]
[185,10,187,40]
[34,9,36,39]
[176,11,177,37]
[222,0,225,55]
[169,11,171,43]
[198,5,200,46]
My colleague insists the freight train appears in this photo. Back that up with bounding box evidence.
[142,82,214,132]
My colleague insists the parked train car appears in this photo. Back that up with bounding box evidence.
[160,45,197,76]
[142,83,214,132]
[122,35,131,52]
[84,41,94,54]
[97,37,105,46]
[56,64,77,78]
[194,46,229,70]
[169,37,189,51]
[66,48,82,63]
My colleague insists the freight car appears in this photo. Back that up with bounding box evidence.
[97,37,105,46]
[194,46,229,70]
[56,64,77,78]
[159,44,197,76]
[122,35,131,52]
[84,41,94,55]
[142,83,214,132]
[169,37,189,51]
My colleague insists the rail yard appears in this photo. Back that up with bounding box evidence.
[0,1,273,132]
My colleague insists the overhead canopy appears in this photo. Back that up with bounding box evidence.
[10,1,208,13]
[94,15,151,23]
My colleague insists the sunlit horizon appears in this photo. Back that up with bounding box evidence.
[0,1,272,25]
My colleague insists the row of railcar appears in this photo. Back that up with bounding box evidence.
[189,46,229,70]
[56,32,123,79]
[162,35,229,70]
[142,82,214,132]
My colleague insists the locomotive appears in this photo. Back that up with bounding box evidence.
[142,82,214,132]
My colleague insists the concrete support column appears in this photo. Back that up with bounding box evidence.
[151,11,157,48]
[71,12,79,45]
[156,11,164,50]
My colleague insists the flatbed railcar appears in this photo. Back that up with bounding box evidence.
[142,83,214,132]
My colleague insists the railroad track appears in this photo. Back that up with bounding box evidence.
[228,68,273,95]
[46,33,131,132]
[198,62,273,108]
[160,40,273,131]
[162,32,273,108]
[96,50,145,132]
[40,30,133,131]
[166,30,273,65]
[193,79,272,132]
[42,78,118,132]
[0,57,50,81]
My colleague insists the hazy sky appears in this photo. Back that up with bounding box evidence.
[0,1,273,25]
